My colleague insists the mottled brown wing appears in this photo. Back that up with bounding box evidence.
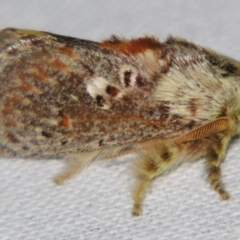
[0,28,202,158]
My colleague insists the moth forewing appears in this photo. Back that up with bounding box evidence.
[1,28,240,216]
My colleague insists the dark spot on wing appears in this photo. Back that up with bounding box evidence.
[99,139,104,147]
[61,140,68,145]
[41,131,53,138]
[124,71,132,87]
[96,95,104,107]
[5,131,20,143]
[106,85,119,97]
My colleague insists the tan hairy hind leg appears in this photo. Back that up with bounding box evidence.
[206,134,231,200]
[132,141,180,216]
[132,175,153,216]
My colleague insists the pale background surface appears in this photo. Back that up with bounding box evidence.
[0,1,240,239]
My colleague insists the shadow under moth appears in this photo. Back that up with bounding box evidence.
[0,28,239,215]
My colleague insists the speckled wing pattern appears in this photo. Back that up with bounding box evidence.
[0,28,238,158]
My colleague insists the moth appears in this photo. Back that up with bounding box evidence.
[0,28,239,216]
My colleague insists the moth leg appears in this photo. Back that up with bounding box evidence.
[206,134,231,200]
[132,141,180,216]
[132,175,153,216]
[54,152,98,184]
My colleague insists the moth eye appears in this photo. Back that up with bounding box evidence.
[120,65,138,88]
[106,85,119,97]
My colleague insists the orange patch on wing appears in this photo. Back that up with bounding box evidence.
[18,73,42,93]
[101,36,163,54]
[106,85,119,97]
[19,73,32,91]
[26,63,51,82]
[2,106,15,114]
[3,119,17,127]
[35,66,50,80]
[5,131,20,143]
[60,113,72,129]
[59,46,77,58]
[50,58,69,70]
